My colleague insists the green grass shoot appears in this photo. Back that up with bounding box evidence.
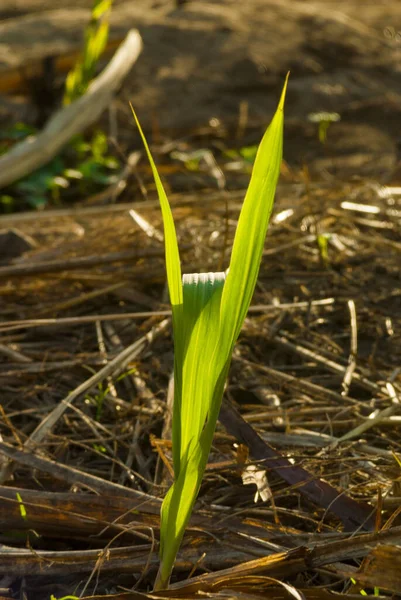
[16,492,27,521]
[50,595,80,600]
[64,0,114,105]
[131,74,288,589]
[307,111,340,144]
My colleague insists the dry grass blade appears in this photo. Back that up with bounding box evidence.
[0,299,333,334]
[333,382,401,445]
[0,318,170,483]
[168,526,401,594]
[0,441,161,508]
[0,485,160,536]
[219,400,375,531]
[0,545,157,576]
[341,544,401,593]
[82,590,361,600]
[0,246,165,279]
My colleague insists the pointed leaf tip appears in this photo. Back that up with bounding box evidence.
[130,103,183,310]
[278,72,290,112]
[129,103,147,149]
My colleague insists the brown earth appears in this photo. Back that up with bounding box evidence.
[0,0,401,180]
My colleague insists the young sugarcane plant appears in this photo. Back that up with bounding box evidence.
[131,75,288,590]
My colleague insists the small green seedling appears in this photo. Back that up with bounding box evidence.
[84,367,136,420]
[308,111,340,144]
[64,0,114,105]
[16,492,27,521]
[350,577,380,596]
[316,232,331,267]
[224,144,259,169]
[0,125,118,211]
[132,74,288,589]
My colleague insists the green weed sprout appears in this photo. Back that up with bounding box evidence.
[16,492,27,521]
[64,0,114,105]
[131,75,288,590]
[308,111,340,144]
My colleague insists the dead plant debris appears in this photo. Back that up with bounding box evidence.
[0,174,401,599]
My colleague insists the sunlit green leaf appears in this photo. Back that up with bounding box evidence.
[64,0,114,104]
[16,492,27,521]
[239,144,258,163]
[133,74,288,591]
[220,76,287,349]
[92,0,113,20]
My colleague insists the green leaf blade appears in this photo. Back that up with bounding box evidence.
[156,442,201,590]
[179,272,225,459]
[156,272,226,590]
[131,108,185,486]
[220,75,288,350]
[130,107,183,314]
[133,76,288,592]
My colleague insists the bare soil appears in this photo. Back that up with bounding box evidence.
[1,0,401,179]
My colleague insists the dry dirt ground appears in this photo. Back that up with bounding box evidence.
[0,0,401,179]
